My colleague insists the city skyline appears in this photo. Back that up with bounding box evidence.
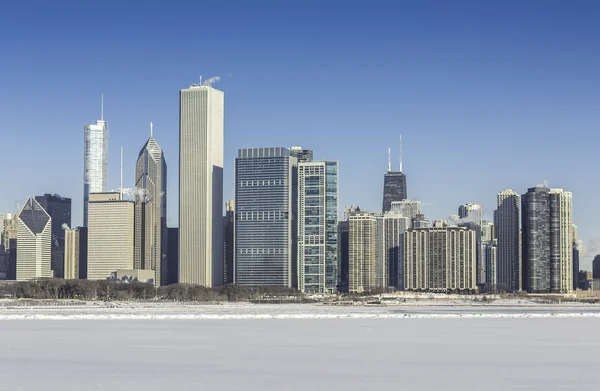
[1,2,599,269]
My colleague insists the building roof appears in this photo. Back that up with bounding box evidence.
[17,198,50,234]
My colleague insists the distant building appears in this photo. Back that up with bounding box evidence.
[457,204,484,286]
[521,187,573,293]
[87,192,134,280]
[16,198,52,281]
[289,146,313,163]
[78,227,88,279]
[234,147,298,287]
[111,269,155,284]
[381,211,410,290]
[223,201,235,285]
[404,224,477,292]
[134,130,168,286]
[83,102,109,226]
[482,239,498,292]
[495,189,521,292]
[337,219,350,293]
[412,213,430,228]
[2,213,17,251]
[382,143,407,213]
[179,82,224,287]
[298,160,338,293]
[64,228,79,279]
[390,200,420,225]
[167,227,179,285]
[572,224,579,291]
[35,194,71,279]
[594,255,600,280]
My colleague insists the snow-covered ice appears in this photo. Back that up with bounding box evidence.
[0,304,599,390]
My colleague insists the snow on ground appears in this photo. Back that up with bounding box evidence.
[0,302,599,319]
[0,317,598,390]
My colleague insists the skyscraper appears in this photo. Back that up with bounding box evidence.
[382,140,407,212]
[348,211,378,293]
[495,189,522,292]
[64,228,79,279]
[134,126,168,286]
[234,147,298,287]
[223,200,235,285]
[83,96,108,226]
[404,222,476,292]
[298,160,338,293]
[457,204,484,286]
[179,81,224,287]
[87,192,134,280]
[381,211,410,290]
[390,200,420,225]
[572,224,579,291]
[35,194,71,279]
[16,198,52,281]
[593,255,600,280]
[521,187,573,293]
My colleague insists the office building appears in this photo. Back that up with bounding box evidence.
[2,213,17,250]
[495,189,522,292]
[337,219,350,293]
[134,129,168,286]
[78,227,88,279]
[234,147,298,287]
[15,198,52,281]
[382,141,407,212]
[482,239,498,292]
[593,255,600,280]
[179,81,224,287]
[348,211,378,293]
[35,194,71,278]
[87,192,134,280]
[223,201,235,285]
[167,227,179,285]
[64,228,79,279]
[298,160,338,293]
[572,224,579,291]
[390,200,420,225]
[521,187,573,293]
[412,213,430,228]
[404,222,477,292]
[83,98,109,226]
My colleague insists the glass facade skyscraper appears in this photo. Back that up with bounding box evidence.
[34,194,71,278]
[298,161,338,293]
[382,172,407,212]
[234,147,298,287]
[83,114,108,227]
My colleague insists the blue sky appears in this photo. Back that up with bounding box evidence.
[1,1,599,267]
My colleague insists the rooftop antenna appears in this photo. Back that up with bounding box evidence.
[399,135,403,172]
[120,146,123,199]
[387,148,391,172]
[101,93,104,121]
[150,121,153,137]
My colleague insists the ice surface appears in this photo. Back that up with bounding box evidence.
[0,304,599,390]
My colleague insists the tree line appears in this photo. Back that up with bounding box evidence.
[0,278,306,302]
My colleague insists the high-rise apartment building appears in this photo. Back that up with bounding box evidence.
[64,228,80,279]
[16,198,52,281]
[179,82,224,287]
[83,98,108,227]
[134,130,168,286]
[483,239,498,291]
[457,204,484,286]
[298,161,338,293]
[404,222,477,292]
[348,211,378,293]
[35,194,71,279]
[2,213,17,250]
[234,148,298,287]
[87,192,134,280]
[495,189,522,292]
[381,211,410,290]
[223,200,235,285]
[521,187,573,293]
[289,146,314,163]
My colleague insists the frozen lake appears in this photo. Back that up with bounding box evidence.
[0,314,598,390]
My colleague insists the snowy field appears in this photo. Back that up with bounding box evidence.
[0,304,599,390]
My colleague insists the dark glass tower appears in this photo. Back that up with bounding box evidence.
[34,194,72,278]
[382,172,407,213]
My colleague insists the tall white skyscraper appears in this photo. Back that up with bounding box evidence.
[549,189,573,293]
[16,198,52,281]
[179,80,224,287]
[83,96,109,226]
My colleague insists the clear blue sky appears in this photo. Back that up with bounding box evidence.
[1,1,599,268]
